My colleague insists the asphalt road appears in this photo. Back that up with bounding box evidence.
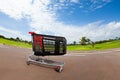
[0,44,120,80]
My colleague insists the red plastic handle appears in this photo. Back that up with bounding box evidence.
[28,32,36,34]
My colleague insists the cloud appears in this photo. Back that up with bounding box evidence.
[70,0,79,3]
[0,0,119,43]
[0,26,20,34]
[89,0,112,10]
[0,26,30,40]
[30,19,120,43]
[47,0,112,13]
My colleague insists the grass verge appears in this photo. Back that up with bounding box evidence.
[67,40,120,50]
[0,38,31,48]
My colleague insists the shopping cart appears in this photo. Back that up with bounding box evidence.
[27,32,67,72]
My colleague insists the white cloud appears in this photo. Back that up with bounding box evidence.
[70,0,79,3]
[89,0,111,10]
[30,20,120,43]
[0,0,119,43]
[0,26,19,34]
[0,26,30,40]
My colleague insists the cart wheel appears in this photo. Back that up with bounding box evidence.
[55,66,63,72]
[27,61,30,65]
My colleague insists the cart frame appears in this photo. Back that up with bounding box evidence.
[27,32,66,72]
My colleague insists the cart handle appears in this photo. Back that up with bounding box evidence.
[29,32,36,35]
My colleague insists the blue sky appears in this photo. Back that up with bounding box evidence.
[0,0,120,43]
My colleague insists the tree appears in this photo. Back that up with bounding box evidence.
[80,37,88,45]
[80,37,94,48]
[0,35,5,38]
[91,41,94,48]
[16,37,20,41]
[73,41,76,45]
[10,37,15,41]
[86,38,91,44]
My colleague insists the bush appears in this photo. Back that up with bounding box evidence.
[0,35,5,38]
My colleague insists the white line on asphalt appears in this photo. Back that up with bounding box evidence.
[0,44,9,48]
[64,54,86,57]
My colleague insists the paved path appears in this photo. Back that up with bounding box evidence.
[0,44,120,80]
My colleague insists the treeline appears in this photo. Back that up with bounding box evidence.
[69,36,120,46]
[0,35,32,44]
[95,37,120,44]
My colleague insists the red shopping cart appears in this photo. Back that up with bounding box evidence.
[27,32,67,72]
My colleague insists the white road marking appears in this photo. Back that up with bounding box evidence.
[0,44,9,48]
[64,54,86,57]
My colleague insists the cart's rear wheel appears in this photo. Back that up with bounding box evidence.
[27,61,30,65]
[55,66,63,72]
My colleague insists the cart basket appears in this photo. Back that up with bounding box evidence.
[29,32,67,56]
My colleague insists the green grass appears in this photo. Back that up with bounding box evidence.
[67,40,120,50]
[0,38,32,48]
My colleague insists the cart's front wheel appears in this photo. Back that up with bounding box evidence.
[55,66,63,72]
